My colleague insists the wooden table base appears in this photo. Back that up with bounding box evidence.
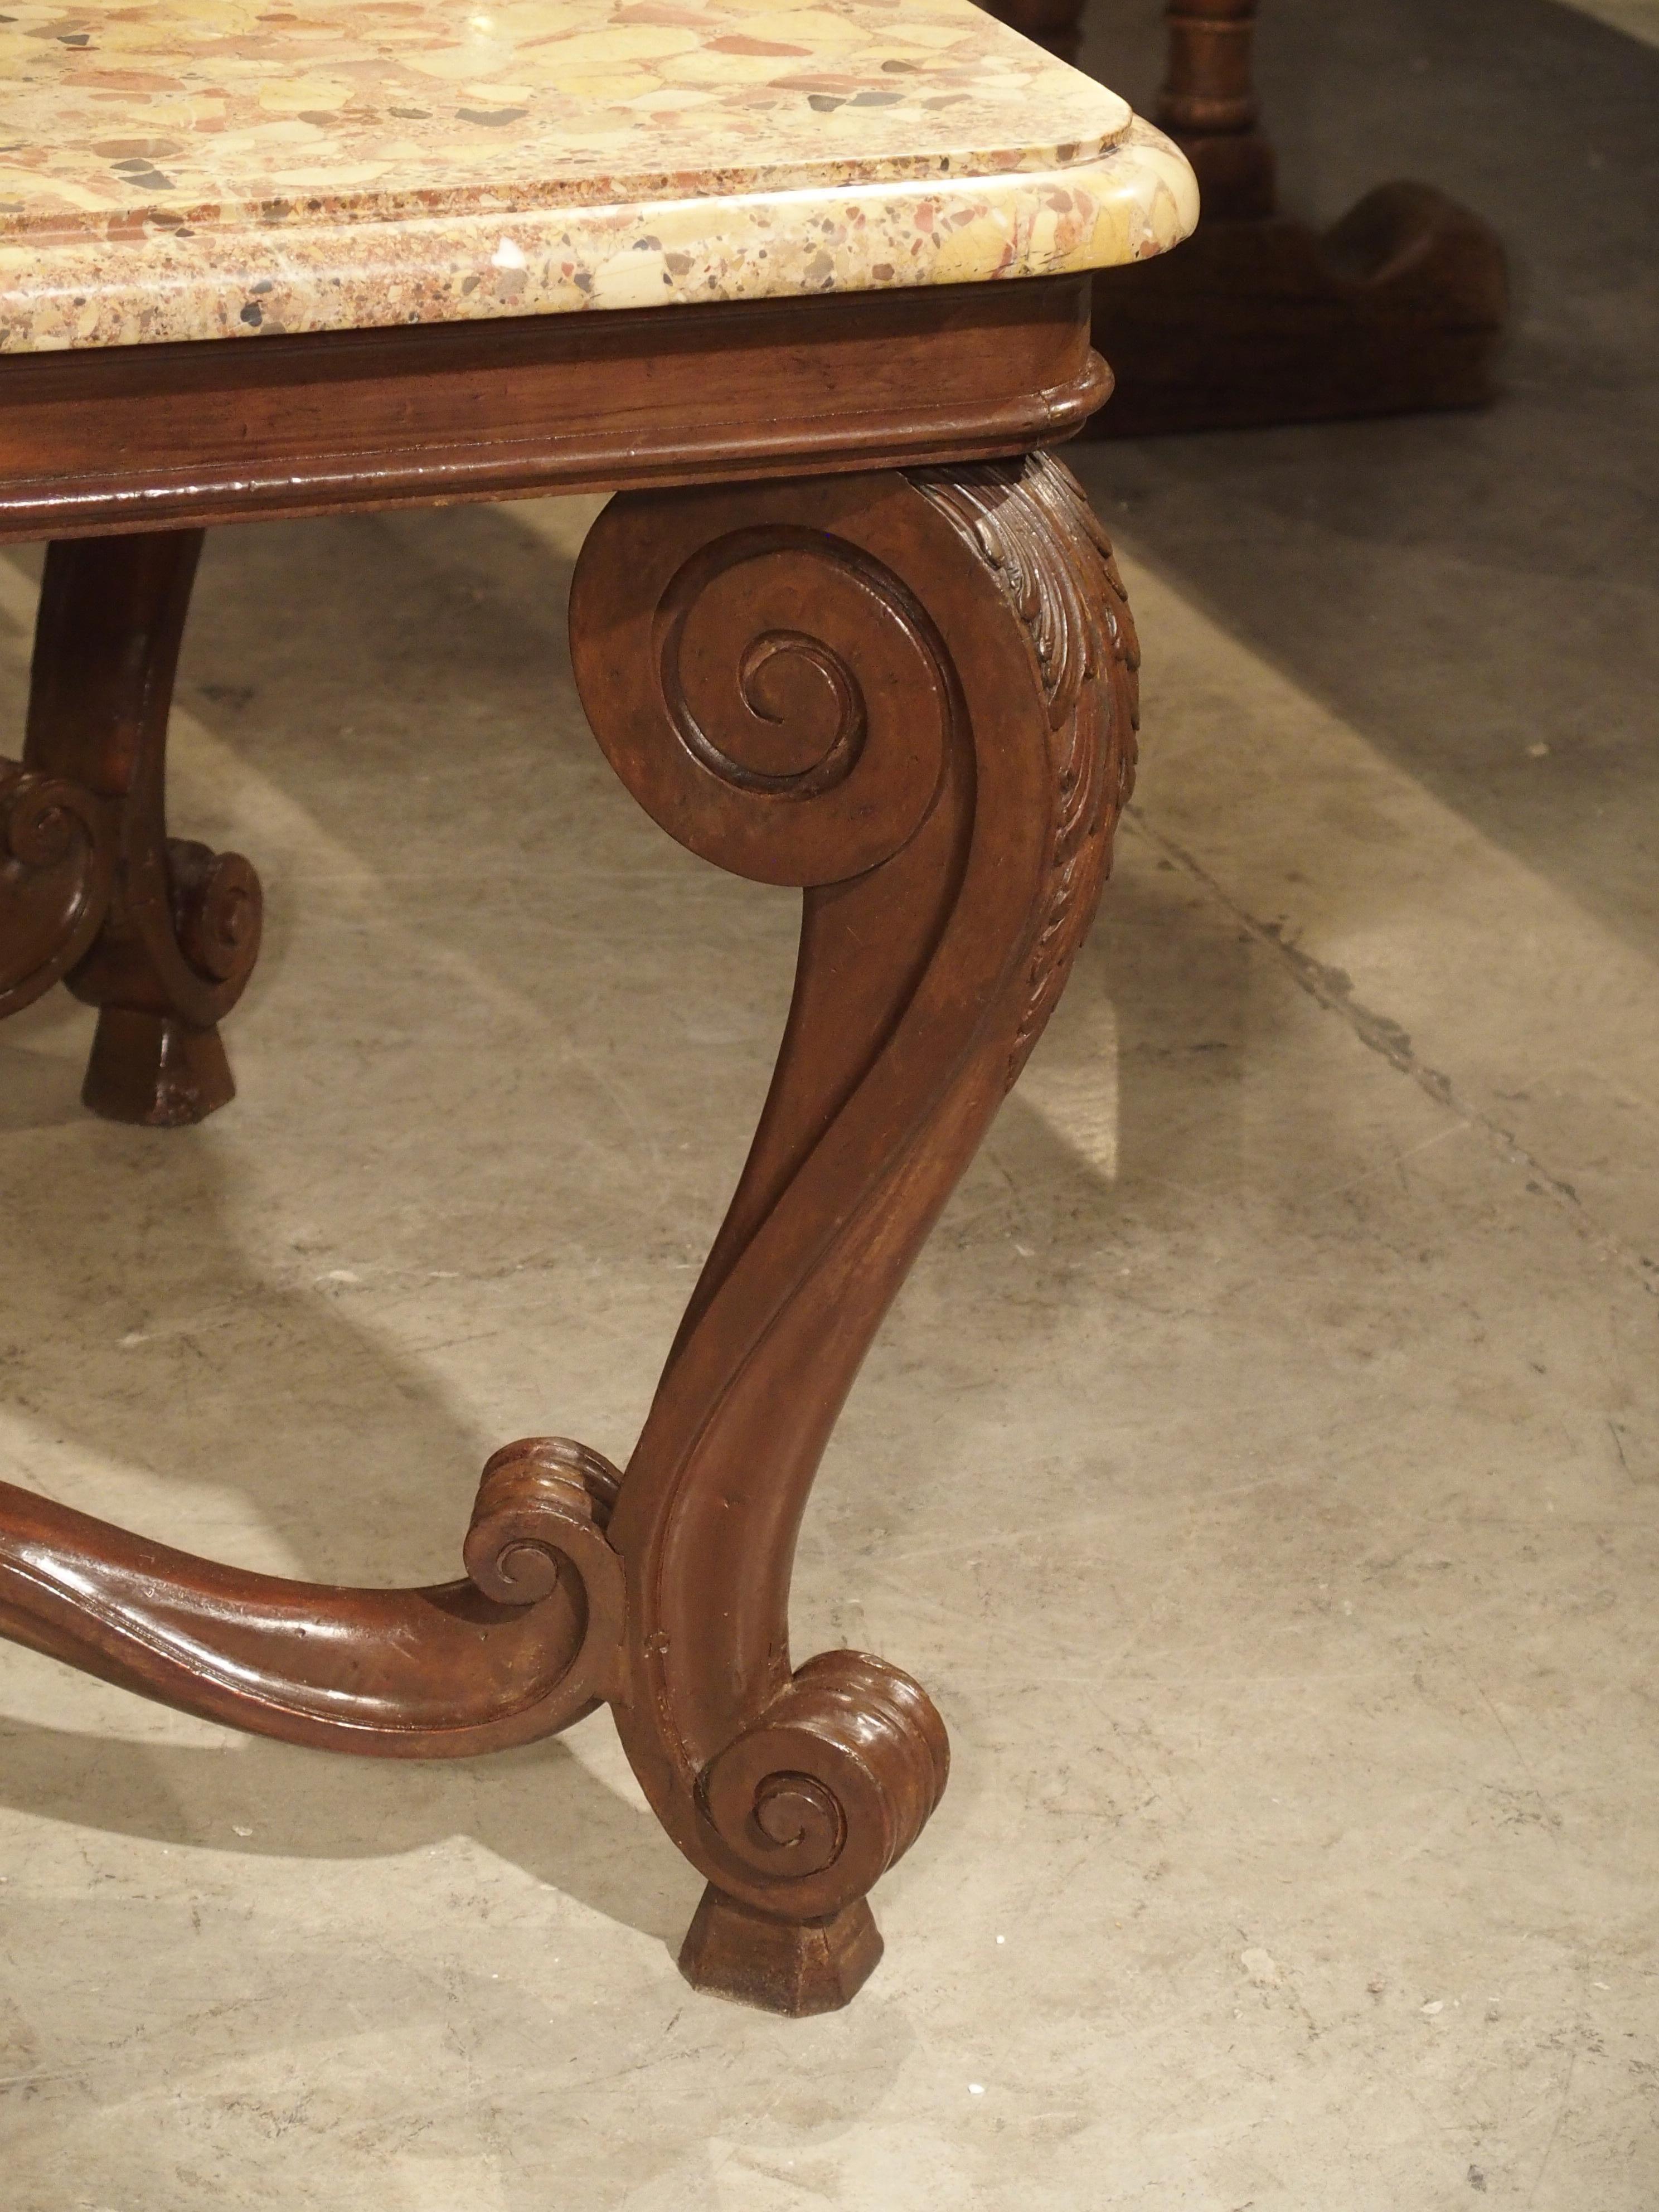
[992,0,1509,434]
[2,530,260,1123]
[1090,178,1510,435]
[0,279,1139,2009]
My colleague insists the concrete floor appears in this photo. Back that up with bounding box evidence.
[1558,0,1659,46]
[3,9,1657,2211]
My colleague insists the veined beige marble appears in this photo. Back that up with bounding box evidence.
[0,0,1195,351]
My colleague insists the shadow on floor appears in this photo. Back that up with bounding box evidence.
[1075,0,1659,960]
[0,472,1318,1588]
[0,1706,697,1946]
[0,491,1277,1943]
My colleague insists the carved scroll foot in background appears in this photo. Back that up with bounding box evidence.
[6,531,263,1124]
[0,756,113,1022]
[570,452,1139,2011]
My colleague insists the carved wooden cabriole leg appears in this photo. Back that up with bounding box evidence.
[6,530,263,1124]
[567,453,1139,2011]
[0,454,1137,2017]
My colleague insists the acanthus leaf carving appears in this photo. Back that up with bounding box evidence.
[911,454,1141,1085]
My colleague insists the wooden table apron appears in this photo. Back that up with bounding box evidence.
[0,272,1141,2015]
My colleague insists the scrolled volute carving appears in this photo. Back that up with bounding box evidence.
[682,625,868,798]
[0,757,113,1016]
[466,1435,622,1599]
[574,512,957,891]
[464,1437,626,1699]
[3,763,99,871]
[573,463,1142,2000]
[697,1651,949,1922]
[167,836,264,995]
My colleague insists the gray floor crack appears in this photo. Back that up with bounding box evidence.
[1122,806,1659,1297]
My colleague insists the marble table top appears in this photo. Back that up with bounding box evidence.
[0,0,1196,352]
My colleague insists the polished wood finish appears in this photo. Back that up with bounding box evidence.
[0,1437,623,1753]
[8,530,263,1123]
[987,0,1508,434]
[572,457,1137,2000]
[0,278,1104,544]
[1153,0,1275,222]
[0,275,1141,2010]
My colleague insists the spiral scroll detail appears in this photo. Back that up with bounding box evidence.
[167,837,264,992]
[672,627,870,797]
[0,761,113,1016]
[697,1651,949,1921]
[467,1436,621,1599]
[575,517,956,891]
[463,1437,627,1700]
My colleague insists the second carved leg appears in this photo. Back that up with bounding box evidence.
[569,452,1141,2012]
[12,530,262,1124]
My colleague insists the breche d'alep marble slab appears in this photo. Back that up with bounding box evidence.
[0,0,1197,351]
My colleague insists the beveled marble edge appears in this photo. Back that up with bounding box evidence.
[0,119,1196,355]
[0,0,1138,242]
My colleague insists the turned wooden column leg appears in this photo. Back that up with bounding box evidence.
[1083,0,1507,430]
[14,531,262,1125]
[983,0,1271,207]
[569,454,1141,2013]
[1157,0,1275,220]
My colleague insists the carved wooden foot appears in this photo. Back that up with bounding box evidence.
[2,530,262,1123]
[567,453,1139,2009]
[81,1006,235,1127]
[679,1886,886,2016]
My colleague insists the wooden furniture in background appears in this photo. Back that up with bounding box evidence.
[0,0,1194,2015]
[989,0,1510,433]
